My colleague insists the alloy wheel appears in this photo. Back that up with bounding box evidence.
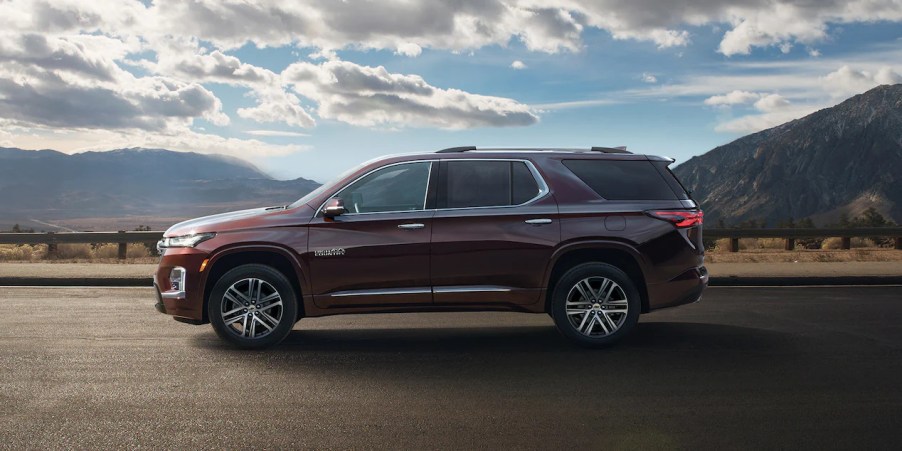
[220,278,283,339]
[565,276,629,337]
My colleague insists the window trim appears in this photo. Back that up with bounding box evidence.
[435,158,549,211]
[316,158,549,217]
[316,160,433,217]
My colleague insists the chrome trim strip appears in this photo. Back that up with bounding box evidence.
[315,158,551,217]
[160,290,186,300]
[328,287,432,297]
[397,223,425,229]
[432,286,513,293]
[525,218,552,225]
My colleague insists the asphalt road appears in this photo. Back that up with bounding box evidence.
[1,286,900,449]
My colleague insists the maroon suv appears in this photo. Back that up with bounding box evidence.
[155,146,707,348]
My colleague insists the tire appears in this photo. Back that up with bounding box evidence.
[208,264,299,349]
[550,262,641,348]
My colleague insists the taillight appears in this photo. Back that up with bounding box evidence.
[646,210,703,228]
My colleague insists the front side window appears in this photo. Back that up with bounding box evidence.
[334,162,431,214]
[438,160,542,208]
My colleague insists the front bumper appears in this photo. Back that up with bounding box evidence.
[153,248,209,323]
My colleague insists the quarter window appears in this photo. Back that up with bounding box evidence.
[439,161,541,208]
[562,159,678,200]
[335,162,431,213]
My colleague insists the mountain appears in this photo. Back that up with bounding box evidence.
[673,84,902,226]
[0,147,320,230]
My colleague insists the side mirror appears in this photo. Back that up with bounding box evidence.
[322,198,347,218]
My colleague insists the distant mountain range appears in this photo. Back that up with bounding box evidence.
[0,147,320,230]
[674,84,902,226]
[4,84,900,231]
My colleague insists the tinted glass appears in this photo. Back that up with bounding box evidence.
[512,161,540,204]
[442,161,511,208]
[439,161,542,208]
[337,162,431,213]
[563,160,677,200]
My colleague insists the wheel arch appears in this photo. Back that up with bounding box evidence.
[544,241,650,314]
[203,244,307,322]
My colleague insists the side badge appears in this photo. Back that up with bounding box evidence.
[314,248,346,257]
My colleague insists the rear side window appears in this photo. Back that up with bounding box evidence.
[439,160,541,208]
[562,159,679,200]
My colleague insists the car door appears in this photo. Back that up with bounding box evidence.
[308,161,435,308]
[430,159,560,306]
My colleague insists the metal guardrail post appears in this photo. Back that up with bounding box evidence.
[784,238,795,251]
[46,232,58,259]
[117,231,127,260]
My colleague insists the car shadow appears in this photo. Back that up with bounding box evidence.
[191,320,794,357]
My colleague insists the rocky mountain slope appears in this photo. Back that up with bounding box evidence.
[673,84,902,226]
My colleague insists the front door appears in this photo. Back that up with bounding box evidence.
[308,161,435,308]
[430,159,560,306]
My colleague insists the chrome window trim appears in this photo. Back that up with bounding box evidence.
[316,158,550,217]
[316,160,434,217]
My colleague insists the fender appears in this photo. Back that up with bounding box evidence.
[542,239,651,289]
[206,243,311,298]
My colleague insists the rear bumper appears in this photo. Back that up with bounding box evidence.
[646,265,708,311]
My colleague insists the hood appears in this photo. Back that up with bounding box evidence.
[164,204,314,237]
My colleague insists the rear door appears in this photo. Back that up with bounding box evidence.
[430,159,559,306]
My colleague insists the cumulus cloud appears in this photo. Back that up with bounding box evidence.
[511,60,527,70]
[823,65,902,98]
[282,60,538,129]
[704,90,761,106]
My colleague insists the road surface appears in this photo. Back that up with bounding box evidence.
[0,286,900,449]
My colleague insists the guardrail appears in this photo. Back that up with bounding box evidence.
[705,227,902,252]
[0,227,900,259]
[0,231,163,260]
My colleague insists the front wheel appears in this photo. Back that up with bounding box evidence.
[208,264,298,349]
[550,263,641,348]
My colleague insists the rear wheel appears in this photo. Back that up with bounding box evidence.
[208,264,298,349]
[551,263,640,348]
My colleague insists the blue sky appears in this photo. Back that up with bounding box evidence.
[1,1,900,182]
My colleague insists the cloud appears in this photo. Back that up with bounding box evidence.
[511,60,527,70]
[641,73,657,83]
[395,43,423,57]
[704,90,761,106]
[822,65,902,98]
[245,130,310,137]
[753,93,791,112]
[282,60,538,129]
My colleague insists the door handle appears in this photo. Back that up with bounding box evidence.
[398,223,425,230]
[525,218,552,225]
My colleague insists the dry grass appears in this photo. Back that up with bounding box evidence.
[0,243,155,263]
[706,246,902,263]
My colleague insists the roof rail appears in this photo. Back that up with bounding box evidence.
[435,146,477,153]
[591,146,631,154]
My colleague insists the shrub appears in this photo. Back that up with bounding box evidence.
[821,237,874,250]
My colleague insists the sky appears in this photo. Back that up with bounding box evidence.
[1,1,901,182]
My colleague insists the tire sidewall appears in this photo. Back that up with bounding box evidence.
[208,264,298,349]
[551,262,641,347]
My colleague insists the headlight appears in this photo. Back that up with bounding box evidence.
[159,232,216,249]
